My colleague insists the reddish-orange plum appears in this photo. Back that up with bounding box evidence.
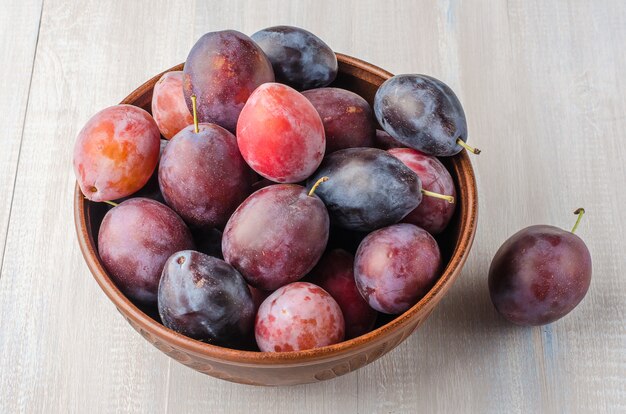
[159,124,254,229]
[151,71,193,139]
[237,83,325,183]
[222,184,329,290]
[302,87,375,153]
[255,282,344,352]
[98,198,194,305]
[73,105,160,202]
[183,30,274,132]
[388,148,456,235]
[355,223,441,314]
[308,249,377,338]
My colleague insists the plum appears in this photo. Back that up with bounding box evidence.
[98,198,194,304]
[237,83,325,183]
[489,209,592,325]
[183,30,274,132]
[374,74,479,156]
[354,223,441,314]
[158,250,254,345]
[251,25,337,90]
[306,148,421,231]
[302,87,375,153]
[222,183,329,290]
[158,123,254,229]
[255,282,344,352]
[388,148,456,235]
[74,105,160,202]
[151,71,193,139]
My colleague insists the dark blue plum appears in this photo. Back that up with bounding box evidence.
[306,148,422,231]
[374,74,471,157]
[251,26,337,90]
[158,250,255,346]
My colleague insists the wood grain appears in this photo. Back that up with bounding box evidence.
[0,0,624,413]
[0,0,43,272]
[0,1,193,412]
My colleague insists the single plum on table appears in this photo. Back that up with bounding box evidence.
[159,123,254,229]
[308,249,377,338]
[388,148,456,235]
[306,148,422,231]
[183,30,274,132]
[98,198,194,305]
[255,282,344,352]
[488,209,592,326]
[237,83,325,183]
[151,71,193,139]
[251,25,338,90]
[302,87,375,153]
[222,183,329,290]
[73,105,160,202]
[158,250,254,346]
[355,223,442,314]
[374,74,479,156]
[374,129,404,149]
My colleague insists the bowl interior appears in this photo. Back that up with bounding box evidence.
[75,54,477,364]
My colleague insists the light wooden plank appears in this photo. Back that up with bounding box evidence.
[0,1,193,413]
[1,0,625,413]
[0,0,42,272]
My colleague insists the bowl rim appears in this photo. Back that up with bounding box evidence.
[74,53,478,366]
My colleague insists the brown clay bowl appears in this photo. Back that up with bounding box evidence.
[74,53,478,386]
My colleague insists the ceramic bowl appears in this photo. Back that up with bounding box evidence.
[74,54,478,386]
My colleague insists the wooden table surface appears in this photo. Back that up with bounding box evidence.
[1,1,624,412]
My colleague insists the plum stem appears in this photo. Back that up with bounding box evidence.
[421,189,455,204]
[191,95,199,134]
[308,176,329,197]
[457,139,481,154]
[571,208,585,233]
[83,194,118,207]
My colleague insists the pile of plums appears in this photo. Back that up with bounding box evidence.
[74,25,591,353]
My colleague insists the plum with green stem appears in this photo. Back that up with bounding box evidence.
[489,209,592,326]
